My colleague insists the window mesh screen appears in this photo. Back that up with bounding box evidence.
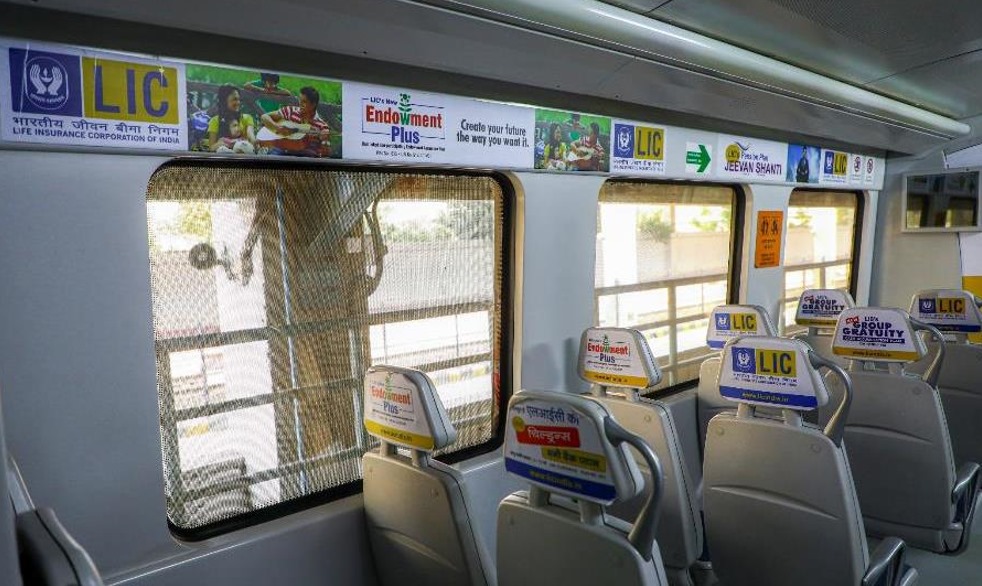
[783,190,859,334]
[147,165,505,531]
[595,182,737,391]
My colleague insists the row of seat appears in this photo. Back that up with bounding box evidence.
[358,287,982,586]
[702,290,982,554]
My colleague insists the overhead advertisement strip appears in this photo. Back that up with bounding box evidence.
[0,37,883,189]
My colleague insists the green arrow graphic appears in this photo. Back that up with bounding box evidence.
[686,144,711,172]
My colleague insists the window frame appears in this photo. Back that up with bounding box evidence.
[782,188,864,332]
[149,158,515,540]
[594,179,745,397]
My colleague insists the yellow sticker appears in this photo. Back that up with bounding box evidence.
[832,347,920,361]
[364,420,434,450]
[82,57,179,123]
[796,317,836,326]
[583,370,650,388]
[632,126,664,161]
[937,297,966,314]
[541,447,607,473]
[754,349,796,378]
[964,276,982,344]
[730,313,758,331]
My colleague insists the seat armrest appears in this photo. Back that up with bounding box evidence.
[862,537,908,586]
[948,462,981,554]
[951,462,980,510]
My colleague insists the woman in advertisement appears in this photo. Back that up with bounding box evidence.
[541,122,568,170]
[208,84,257,154]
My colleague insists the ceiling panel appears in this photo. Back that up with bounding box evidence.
[869,50,982,120]
[600,57,940,154]
[651,0,982,116]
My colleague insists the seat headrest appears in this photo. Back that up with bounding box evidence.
[503,390,643,506]
[796,289,855,327]
[707,304,776,349]
[832,307,927,363]
[909,289,982,334]
[578,327,661,389]
[717,336,829,410]
[363,365,457,452]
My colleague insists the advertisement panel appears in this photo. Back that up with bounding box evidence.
[1,41,187,149]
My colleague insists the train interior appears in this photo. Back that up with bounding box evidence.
[2,0,982,584]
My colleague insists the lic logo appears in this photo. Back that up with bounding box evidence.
[732,347,756,374]
[25,56,70,110]
[919,298,936,314]
[716,313,731,331]
[613,124,634,159]
[9,48,81,116]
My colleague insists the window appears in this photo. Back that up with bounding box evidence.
[147,162,509,536]
[595,182,740,391]
[782,190,861,334]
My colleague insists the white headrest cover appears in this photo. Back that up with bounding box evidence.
[364,365,457,451]
[796,289,856,327]
[504,390,643,506]
[832,307,927,363]
[578,327,661,389]
[909,289,982,334]
[707,304,776,349]
[718,336,829,410]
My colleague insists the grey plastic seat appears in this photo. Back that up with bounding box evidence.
[696,304,776,451]
[362,365,494,586]
[703,335,918,586]
[790,288,856,367]
[577,327,701,586]
[2,385,103,586]
[497,390,669,586]
[908,289,982,467]
[823,307,980,554]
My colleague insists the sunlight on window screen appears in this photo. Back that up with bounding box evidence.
[370,199,496,409]
[783,192,857,333]
[596,201,731,333]
[595,183,734,390]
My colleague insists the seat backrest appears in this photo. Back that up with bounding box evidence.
[697,305,776,449]
[826,307,957,535]
[791,288,855,367]
[908,289,982,464]
[497,390,668,586]
[577,327,702,575]
[703,336,870,586]
[361,365,493,586]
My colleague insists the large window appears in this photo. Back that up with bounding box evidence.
[595,182,740,391]
[147,163,509,536]
[782,190,861,334]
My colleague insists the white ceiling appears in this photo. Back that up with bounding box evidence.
[609,0,982,119]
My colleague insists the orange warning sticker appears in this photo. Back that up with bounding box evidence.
[754,211,784,268]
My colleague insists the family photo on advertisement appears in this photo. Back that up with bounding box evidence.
[187,66,342,158]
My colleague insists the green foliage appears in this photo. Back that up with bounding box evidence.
[636,211,673,242]
[178,202,213,239]
[380,220,450,243]
[436,202,494,240]
[691,207,732,232]
[381,202,494,243]
[186,65,342,105]
[534,108,610,135]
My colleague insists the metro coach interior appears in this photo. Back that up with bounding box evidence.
[3,0,982,584]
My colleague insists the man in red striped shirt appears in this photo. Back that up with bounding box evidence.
[260,86,332,156]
